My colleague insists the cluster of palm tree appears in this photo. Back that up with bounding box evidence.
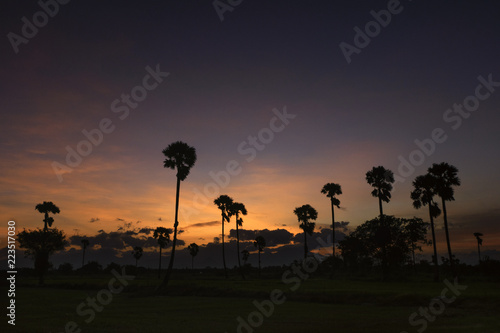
[156,140,466,287]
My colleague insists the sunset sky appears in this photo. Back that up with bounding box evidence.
[1,0,499,268]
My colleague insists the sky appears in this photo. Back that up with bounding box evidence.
[1,0,500,269]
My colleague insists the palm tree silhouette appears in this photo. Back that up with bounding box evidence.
[294,204,318,259]
[321,183,342,258]
[187,243,199,270]
[154,227,171,278]
[132,246,143,270]
[473,232,483,264]
[365,166,394,216]
[428,162,461,277]
[254,236,266,276]
[214,194,234,279]
[411,173,441,281]
[159,141,197,290]
[81,239,89,268]
[241,249,250,266]
[230,201,248,280]
[35,201,60,232]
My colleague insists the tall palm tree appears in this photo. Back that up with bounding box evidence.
[254,236,266,276]
[132,246,143,270]
[159,141,197,290]
[365,166,394,216]
[294,204,318,259]
[411,173,441,281]
[473,232,483,264]
[81,239,89,268]
[214,194,234,279]
[187,243,199,270]
[321,183,342,258]
[153,227,171,278]
[428,162,460,277]
[35,201,60,231]
[230,201,248,280]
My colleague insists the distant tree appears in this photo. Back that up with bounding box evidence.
[428,162,461,277]
[241,249,250,266]
[58,262,73,273]
[35,201,60,232]
[80,261,103,274]
[18,228,66,285]
[81,239,89,268]
[321,182,342,258]
[473,232,483,264]
[132,246,143,270]
[229,201,248,280]
[105,262,121,273]
[187,243,199,270]
[411,173,442,281]
[404,218,430,271]
[339,216,428,277]
[294,204,318,259]
[214,194,234,279]
[254,236,266,276]
[159,141,197,290]
[365,166,394,216]
[153,227,171,278]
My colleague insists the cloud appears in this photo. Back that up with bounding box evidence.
[89,217,100,223]
[229,228,294,247]
[185,221,219,228]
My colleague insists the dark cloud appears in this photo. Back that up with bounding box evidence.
[185,221,219,228]
[89,217,100,223]
[229,228,294,247]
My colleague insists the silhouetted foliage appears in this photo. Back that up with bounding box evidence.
[35,201,60,232]
[132,246,143,269]
[18,228,66,285]
[154,227,171,278]
[321,182,342,259]
[294,204,318,259]
[411,173,441,281]
[187,243,199,270]
[214,194,234,279]
[229,201,248,280]
[428,162,460,277]
[365,166,394,216]
[254,236,266,276]
[58,262,73,272]
[159,141,197,291]
[79,261,103,274]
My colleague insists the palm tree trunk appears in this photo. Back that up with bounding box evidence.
[236,221,245,280]
[258,249,261,276]
[82,249,85,268]
[428,205,439,282]
[159,176,181,290]
[222,215,228,279]
[158,246,162,278]
[441,198,456,277]
[378,195,383,216]
[43,212,49,232]
[304,231,308,259]
[477,241,481,264]
[331,201,335,258]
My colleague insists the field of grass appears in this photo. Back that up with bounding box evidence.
[9,272,500,333]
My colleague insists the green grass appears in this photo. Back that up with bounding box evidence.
[9,273,500,333]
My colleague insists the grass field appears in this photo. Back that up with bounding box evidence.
[8,272,500,333]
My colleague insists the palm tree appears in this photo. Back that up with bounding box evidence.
[187,243,199,270]
[35,201,60,232]
[294,204,318,259]
[365,166,394,216]
[159,141,197,290]
[473,232,483,264]
[254,236,266,276]
[81,239,89,268]
[132,246,143,270]
[411,173,441,281]
[230,201,248,280]
[321,183,342,258]
[153,227,171,278]
[214,194,234,279]
[428,162,461,277]
[241,249,250,266]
